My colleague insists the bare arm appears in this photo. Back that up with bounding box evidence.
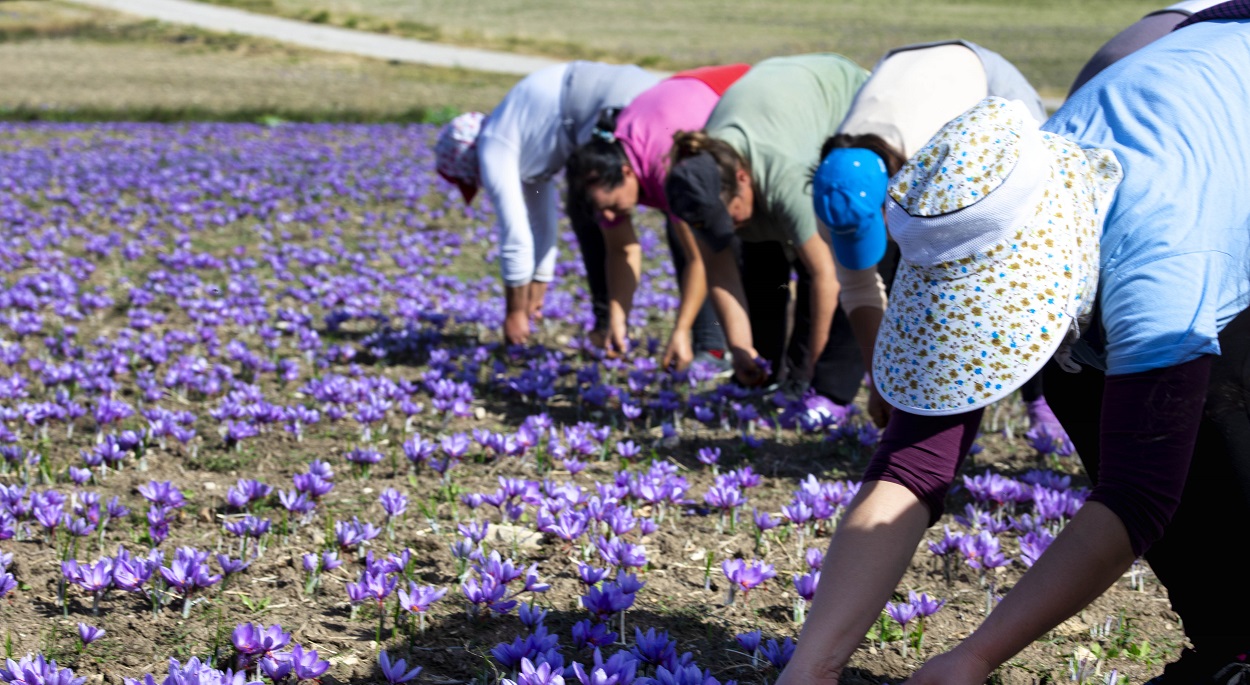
[794,234,841,380]
[908,504,1136,684]
[690,227,760,382]
[778,481,933,685]
[663,219,711,369]
[602,217,641,353]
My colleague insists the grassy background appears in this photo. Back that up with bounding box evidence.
[0,0,516,122]
[2,0,1165,121]
[194,0,1163,98]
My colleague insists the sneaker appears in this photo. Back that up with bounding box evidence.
[1146,648,1250,685]
[691,349,734,380]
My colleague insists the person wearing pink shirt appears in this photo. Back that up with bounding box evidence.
[567,64,749,370]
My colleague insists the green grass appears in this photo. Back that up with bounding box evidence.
[194,0,1164,97]
[0,0,515,121]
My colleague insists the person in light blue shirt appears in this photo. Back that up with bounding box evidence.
[1045,20,1250,375]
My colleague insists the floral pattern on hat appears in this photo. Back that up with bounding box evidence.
[434,112,485,186]
[873,99,1122,416]
[889,99,1022,217]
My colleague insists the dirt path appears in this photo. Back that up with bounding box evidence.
[61,0,578,76]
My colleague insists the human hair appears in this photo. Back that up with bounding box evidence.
[567,137,630,207]
[819,133,907,177]
[670,130,748,203]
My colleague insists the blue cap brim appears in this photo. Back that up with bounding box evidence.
[828,212,887,271]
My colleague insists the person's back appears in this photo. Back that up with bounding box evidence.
[1067,0,1227,94]
[705,54,869,247]
[1047,19,1250,374]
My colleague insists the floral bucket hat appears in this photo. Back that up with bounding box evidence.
[435,111,486,203]
[873,97,1123,416]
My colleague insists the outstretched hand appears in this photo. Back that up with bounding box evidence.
[904,649,994,685]
[662,328,694,371]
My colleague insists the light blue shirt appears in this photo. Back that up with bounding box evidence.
[1044,20,1250,375]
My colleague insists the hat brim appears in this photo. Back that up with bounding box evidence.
[872,138,1105,416]
[829,214,887,271]
[686,204,736,253]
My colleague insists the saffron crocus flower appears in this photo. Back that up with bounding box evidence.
[378,651,422,685]
[0,655,84,685]
[1018,530,1055,568]
[77,623,105,645]
[503,658,561,685]
[760,638,795,669]
[379,488,407,518]
[735,630,762,654]
[793,571,820,602]
[160,547,221,617]
[518,602,547,631]
[595,537,646,570]
[580,584,633,621]
[721,559,776,595]
[290,644,330,681]
[570,620,618,650]
[752,509,779,532]
[231,622,291,657]
[908,590,946,618]
[886,600,919,630]
[397,582,446,632]
[630,627,676,667]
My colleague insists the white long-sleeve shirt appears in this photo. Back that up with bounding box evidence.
[477,62,657,287]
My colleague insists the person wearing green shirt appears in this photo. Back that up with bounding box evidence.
[665,54,887,405]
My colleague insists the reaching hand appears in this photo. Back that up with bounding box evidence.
[662,328,694,371]
[731,349,768,387]
[504,310,531,346]
[586,329,618,359]
[607,319,629,357]
[904,648,994,685]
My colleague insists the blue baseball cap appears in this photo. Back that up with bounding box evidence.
[812,148,889,270]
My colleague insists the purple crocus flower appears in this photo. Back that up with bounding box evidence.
[289,644,330,681]
[397,583,447,614]
[77,623,105,645]
[378,651,422,685]
[793,571,820,602]
[721,559,775,594]
[379,489,407,519]
[886,600,920,629]
[570,620,618,651]
[504,658,562,685]
[231,623,291,657]
[908,590,946,618]
[759,638,795,669]
[735,630,762,654]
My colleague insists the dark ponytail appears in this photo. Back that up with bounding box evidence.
[567,137,631,206]
[819,133,907,177]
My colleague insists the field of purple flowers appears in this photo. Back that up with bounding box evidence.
[0,123,1184,685]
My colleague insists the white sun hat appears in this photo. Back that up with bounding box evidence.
[873,97,1123,416]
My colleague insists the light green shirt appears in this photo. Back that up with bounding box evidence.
[705,54,869,248]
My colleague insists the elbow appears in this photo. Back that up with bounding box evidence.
[1086,483,1180,558]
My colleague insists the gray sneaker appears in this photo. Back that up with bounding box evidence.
[691,350,734,380]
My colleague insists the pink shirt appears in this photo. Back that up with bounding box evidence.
[613,76,722,216]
